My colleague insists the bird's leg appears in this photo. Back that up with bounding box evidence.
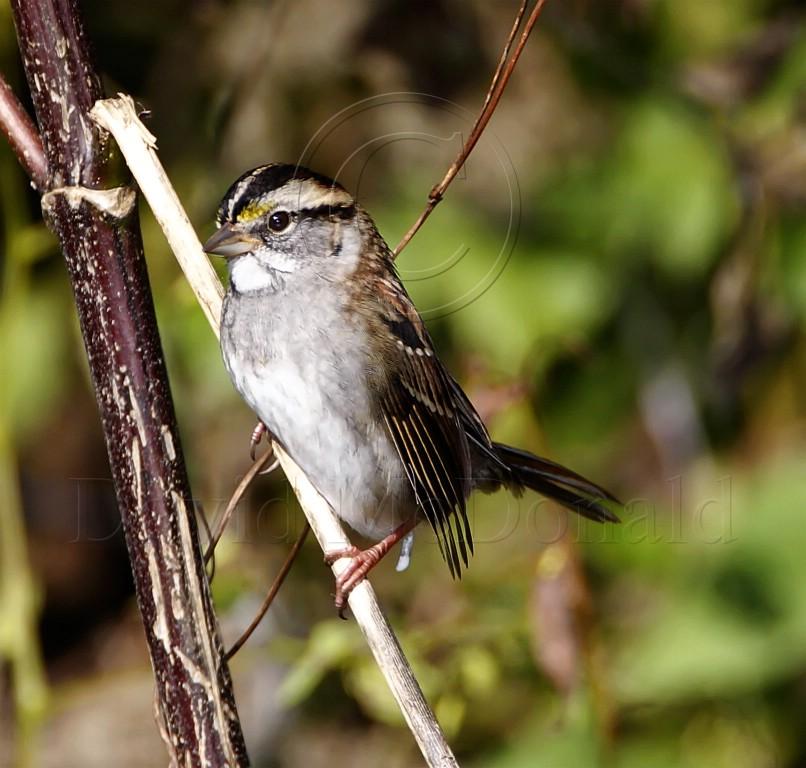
[250,421,279,474]
[250,420,267,460]
[324,518,417,616]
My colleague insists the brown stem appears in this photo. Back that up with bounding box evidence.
[225,523,311,661]
[394,0,548,257]
[204,448,279,564]
[0,75,47,190]
[8,1,249,765]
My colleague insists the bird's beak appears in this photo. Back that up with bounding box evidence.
[202,224,262,259]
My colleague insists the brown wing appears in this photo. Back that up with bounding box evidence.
[369,274,488,578]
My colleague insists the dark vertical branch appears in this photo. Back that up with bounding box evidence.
[8,1,249,765]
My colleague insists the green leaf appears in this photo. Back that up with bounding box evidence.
[278,620,361,706]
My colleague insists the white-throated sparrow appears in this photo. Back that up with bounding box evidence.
[204,163,619,611]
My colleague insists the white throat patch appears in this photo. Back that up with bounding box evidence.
[229,254,289,293]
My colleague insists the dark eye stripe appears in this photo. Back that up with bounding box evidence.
[299,204,356,221]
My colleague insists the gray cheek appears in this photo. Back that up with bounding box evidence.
[295,221,342,258]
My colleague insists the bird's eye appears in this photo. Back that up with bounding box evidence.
[268,210,291,233]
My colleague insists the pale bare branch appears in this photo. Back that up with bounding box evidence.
[91,94,460,768]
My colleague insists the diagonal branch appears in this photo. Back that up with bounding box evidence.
[7,2,248,765]
[225,523,310,661]
[91,93,460,768]
[0,74,47,190]
[394,0,549,257]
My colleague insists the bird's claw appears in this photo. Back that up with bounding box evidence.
[250,421,267,460]
[323,521,416,616]
[324,545,385,616]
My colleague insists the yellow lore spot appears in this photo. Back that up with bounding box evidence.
[237,198,275,223]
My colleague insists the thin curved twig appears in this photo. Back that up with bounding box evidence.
[394,0,548,257]
[225,522,311,660]
[204,447,279,564]
[195,500,217,581]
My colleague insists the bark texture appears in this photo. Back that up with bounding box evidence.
[9,1,249,764]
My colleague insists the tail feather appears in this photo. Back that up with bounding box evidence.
[494,442,621,524]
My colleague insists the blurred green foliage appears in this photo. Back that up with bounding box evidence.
[2,0,806,766]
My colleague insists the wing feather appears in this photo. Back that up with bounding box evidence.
[384,408,461,575]
[366,268,480,577]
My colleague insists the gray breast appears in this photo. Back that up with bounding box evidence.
[221,281,416,540]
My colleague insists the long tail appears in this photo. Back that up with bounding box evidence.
[494,442,621,524]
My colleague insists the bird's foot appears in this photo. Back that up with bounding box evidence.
[325,544,383,617]
[324,520,416,617]
[250,421,267,461]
